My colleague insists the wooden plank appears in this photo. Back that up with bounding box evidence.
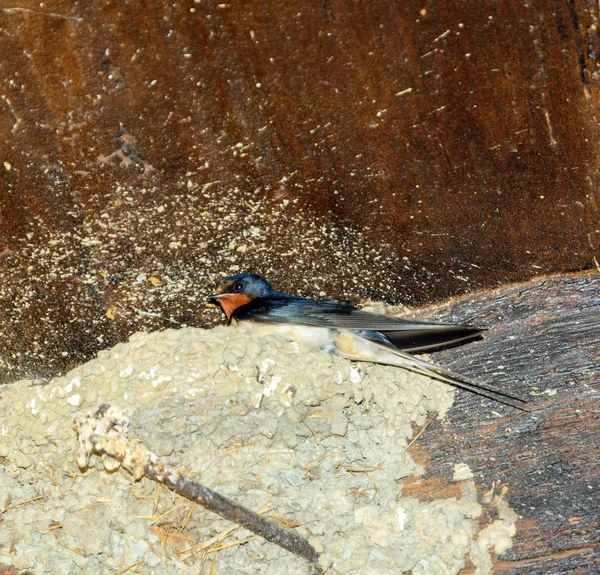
[409,272,600,574]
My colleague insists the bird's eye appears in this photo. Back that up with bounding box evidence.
[233,282,244,292]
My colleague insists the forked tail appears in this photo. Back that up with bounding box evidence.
[373,344,530,411]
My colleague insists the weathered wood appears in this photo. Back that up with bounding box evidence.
[1,1,600,383]
[0,3,599,569]
[408,272,600,574]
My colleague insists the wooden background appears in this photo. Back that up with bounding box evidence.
[419,272,599,574]
[0,1,599,572]
[1,0,599,383]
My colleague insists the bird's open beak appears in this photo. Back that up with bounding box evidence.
[206,293,226,305]
[207,293,228,302]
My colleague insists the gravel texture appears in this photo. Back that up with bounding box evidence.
[0,177,414,384]
[0,324,517,574]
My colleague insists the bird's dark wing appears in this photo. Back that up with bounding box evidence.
[234,295,483,352]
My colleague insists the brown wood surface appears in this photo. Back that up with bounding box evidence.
[412,271,599,574]
[0,6,599,572]
[1,0,600,383]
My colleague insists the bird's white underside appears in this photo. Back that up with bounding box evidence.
[241,321,449,384]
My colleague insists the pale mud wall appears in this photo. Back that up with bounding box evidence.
[0,325,517,574]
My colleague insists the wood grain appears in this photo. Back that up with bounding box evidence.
[412,272,599,574]
[0,12,599,566]
[1,0,599,381]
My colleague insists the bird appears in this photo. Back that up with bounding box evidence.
[207,272,528,410]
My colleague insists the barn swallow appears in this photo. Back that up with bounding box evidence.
[207,273,528,410]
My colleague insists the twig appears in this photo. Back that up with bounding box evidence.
[407,412,437,450]
[116,559,145,574]
[150,526,196,543]
[1,493,45,514]
[403,411,438,463]
[207,535,261,552]
[181,502,196,530]
[342,465,383,473]
[303,421,320,445]
[73,405,322,574]
[42,523,64,531]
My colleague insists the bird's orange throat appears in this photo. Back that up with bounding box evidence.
[218,293,252,322]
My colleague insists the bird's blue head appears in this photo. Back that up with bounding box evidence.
[207,273,275,321]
